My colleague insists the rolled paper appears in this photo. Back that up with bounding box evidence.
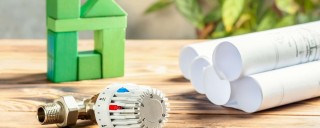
[233,61,320,113]
[180,26,286,80]
[179,36,250,80]
[179,21,311,80]
[190,56,212,94]
[179,41,220,79]
[203,66,231,105]
[221,82,240,109]
[213,21,320,81]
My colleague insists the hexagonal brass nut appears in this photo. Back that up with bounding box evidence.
[54,96,79,127]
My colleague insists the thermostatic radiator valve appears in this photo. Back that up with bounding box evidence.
[37,83,170,128]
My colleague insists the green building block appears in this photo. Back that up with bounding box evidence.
[47,30,78,82]
[46,0,80,83]
[46,0,127,82]
[47,16,127,32]
[46,0,80,19]
[78,51,102,80]
[81,0,126,18]
[94,28,125,78]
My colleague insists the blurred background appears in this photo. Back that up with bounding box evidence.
[0,0,320,39]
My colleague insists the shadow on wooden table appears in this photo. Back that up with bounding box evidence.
[39,121,96,128]
[167,76,189,83]
[174,89,320,116]
[76,120,96,128]
[0,73,50,84]
[172,90,243,113]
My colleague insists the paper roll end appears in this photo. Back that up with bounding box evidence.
[234,77,262,113]
[214,42,242,81]
[179,46,199,79]
[190,56,211,94]
[204,67,231,105]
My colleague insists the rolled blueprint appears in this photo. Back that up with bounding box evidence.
[190,56,212,94]
[180,21,320,80]
[192,56,240,106]
[179,41,220,79]
[214,21,320,81]
[190,56,239,107]
[233,61,320,113]
[179,36,250,80]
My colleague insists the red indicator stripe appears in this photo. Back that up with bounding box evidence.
[109,105,122,110]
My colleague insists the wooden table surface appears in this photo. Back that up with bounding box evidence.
[0,39,319,128]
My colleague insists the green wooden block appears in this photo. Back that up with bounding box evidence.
[94,29,125,78]
[46,0,80,19]
[47,30,78,82]
[47,56,54,81]
[45,0,127,82]
[47,16,127,32]
[81,0,127,18]
[78,51,102,80]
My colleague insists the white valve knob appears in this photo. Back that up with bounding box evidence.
[94,83,169,128]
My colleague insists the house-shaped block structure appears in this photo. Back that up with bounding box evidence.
[46,0,127,83]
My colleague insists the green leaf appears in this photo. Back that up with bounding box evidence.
[212,31,228,38]
[275,15,296,28]
[275,0,299,14]
[144,0,174,14]
[297,13,310,23]
[231,28,251,36]
[217,0,224,5]
[235,13,251,29]
[204,6,221,23]
[303,0,316,13]
[294,0,315,14]
[257,11,277,31]
[222,0,245,32]
[215,21,225,32]
[254,0,268,23]
[211,22,229,38]
[175,0,205,29]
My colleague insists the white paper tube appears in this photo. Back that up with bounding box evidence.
[179,36,252,80]
[222,83,240,109]
[203,66,231,105]
[179,41,220,79]
[233,61,320,113]
[180,26,295,80]
[214,21,320,81]
[179,27,289,80]
[190,56,212,94]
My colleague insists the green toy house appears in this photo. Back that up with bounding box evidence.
[46,0,127,83]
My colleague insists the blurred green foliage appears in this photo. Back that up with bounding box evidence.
[145,0,320,39]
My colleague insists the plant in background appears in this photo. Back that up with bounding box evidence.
[145,0,320,39]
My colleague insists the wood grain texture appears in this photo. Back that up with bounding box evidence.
[0,40,319,128]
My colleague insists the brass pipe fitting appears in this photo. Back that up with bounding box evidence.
[37,95,90,127]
